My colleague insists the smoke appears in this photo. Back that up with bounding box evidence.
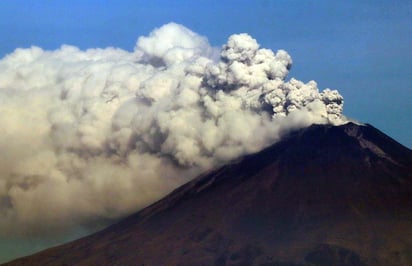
[0,22,345,237]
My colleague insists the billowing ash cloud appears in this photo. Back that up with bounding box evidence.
[0,22,345,237]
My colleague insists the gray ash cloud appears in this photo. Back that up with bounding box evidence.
[0,22,345,237]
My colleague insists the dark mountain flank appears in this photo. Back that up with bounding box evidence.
[5,122,412,266]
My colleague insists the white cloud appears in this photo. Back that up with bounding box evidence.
[0,22,346,238]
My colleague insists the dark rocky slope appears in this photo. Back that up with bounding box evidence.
[5,122,412,266]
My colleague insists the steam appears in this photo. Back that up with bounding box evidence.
[0,22,345,237]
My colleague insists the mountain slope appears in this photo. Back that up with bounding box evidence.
[6,122,412,266]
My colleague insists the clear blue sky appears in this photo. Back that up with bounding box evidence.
[0,0,411,147]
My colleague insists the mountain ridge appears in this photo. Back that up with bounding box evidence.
[5,122,412,266]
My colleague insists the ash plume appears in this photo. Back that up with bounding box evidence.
[0,22,345,237]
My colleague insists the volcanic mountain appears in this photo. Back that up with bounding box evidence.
[5,122,412,266]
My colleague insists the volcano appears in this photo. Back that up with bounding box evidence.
[5,122,412,266]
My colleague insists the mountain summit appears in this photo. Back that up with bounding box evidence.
[6,122,412,266]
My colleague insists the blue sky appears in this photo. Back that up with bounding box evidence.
[0,1,411,262]
[1,0,411,147]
